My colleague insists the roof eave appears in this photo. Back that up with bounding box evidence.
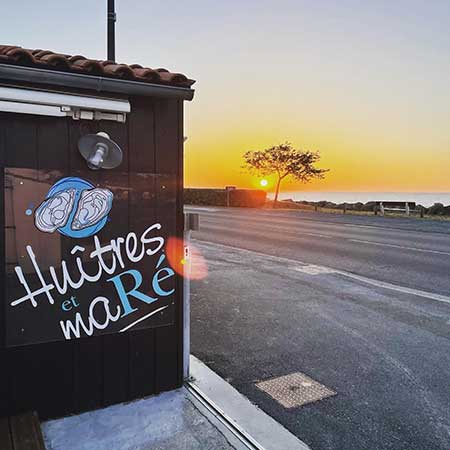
[0,64,195,101]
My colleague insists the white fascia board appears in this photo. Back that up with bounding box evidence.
[0,100,66,117]
[0,86,130,113]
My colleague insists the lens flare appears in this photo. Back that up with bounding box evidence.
[166,236,208,280]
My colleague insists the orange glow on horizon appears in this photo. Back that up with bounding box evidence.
[183,70,450,194]
[184,130,450,193]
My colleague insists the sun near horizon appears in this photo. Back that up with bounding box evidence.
[184,128,450,193]
[3,2,449,195]
[178,2,450,195]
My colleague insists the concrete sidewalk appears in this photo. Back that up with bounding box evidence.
[42,356,309,450]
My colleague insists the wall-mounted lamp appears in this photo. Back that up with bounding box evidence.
[78,132,123,170]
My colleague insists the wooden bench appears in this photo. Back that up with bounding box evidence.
[0,412,46,450]
[376,201,418,216]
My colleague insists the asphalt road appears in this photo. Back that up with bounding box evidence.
[188,206,450,450]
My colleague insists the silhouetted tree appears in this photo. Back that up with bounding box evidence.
[243,142,328,207]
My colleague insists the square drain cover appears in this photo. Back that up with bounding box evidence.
[256,372,336,408]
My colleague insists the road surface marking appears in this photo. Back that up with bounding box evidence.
[201,219,449,249]
[297,232,333,239]
[194,239,450,307]
[192,208,450,237]
[197,220,336,239]
[292,265,337,275]
[348,239,450,256]
[185,207,219,212]
[201,219,450,252]
[333,271,450,305]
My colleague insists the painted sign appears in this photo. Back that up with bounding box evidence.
[34,177,113,238]
[4,169,176,347]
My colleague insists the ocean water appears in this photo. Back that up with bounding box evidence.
[275,192,450,207]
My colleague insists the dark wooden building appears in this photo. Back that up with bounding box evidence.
[0,46,195,419]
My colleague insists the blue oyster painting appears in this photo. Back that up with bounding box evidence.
[34,177,113,238]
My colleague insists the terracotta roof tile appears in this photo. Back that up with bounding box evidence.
[0,45,195,88]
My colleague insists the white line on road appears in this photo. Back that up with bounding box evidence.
[332,270,450,305]
[185,207,219,212]
[198,220,450,254]
[194,213,450,252]
[349,239,450,256]
[191,207,450,239]
[297,232,334,239]
[291,265,338,275]
[194,239,450,307]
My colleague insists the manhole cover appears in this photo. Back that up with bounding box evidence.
[256,372,336,408]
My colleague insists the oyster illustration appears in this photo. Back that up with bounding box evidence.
[34,189,76,233]
[71,188,113,231]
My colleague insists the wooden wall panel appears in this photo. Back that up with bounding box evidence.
[0,113,6,167]
[97,119,131,407]
[154,99,182,392]
[73,336,103,413]
[66,119,105,415]
[9,342,75,418]
[4,117,40,415]
[0,126,6,414]
[154,99,179,174]
[128,97,155,173]
[37,117,69,171]
[34,117,74,416]
[0,94,184,419]
[102,334,130,406]
[176,100,184,387]
[128,97,157,399]
[129,328,155,399]
[4,115,37,168]
[3,117,74,416]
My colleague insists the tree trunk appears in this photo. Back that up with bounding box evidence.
[273,177,282,208]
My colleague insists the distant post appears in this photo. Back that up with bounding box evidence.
[183,213,199,379]
[225,185,236,207]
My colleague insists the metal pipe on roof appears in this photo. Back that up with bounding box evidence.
[107,0,116,62]
[0,65,195,101]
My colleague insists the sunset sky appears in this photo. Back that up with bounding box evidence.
[4,1,450,193]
